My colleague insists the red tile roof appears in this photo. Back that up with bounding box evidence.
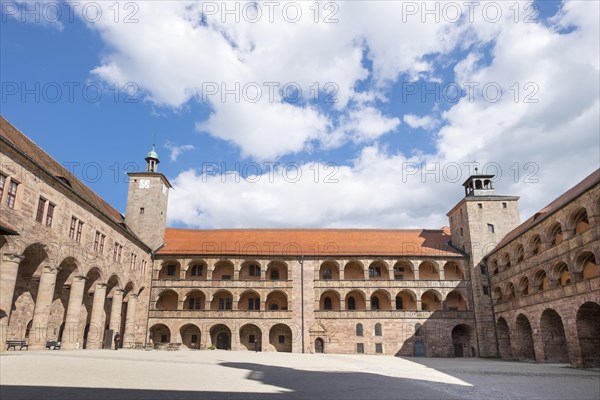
[491,168,600,253]
[159,227,463,257]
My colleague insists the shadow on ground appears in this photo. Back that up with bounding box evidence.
[0,361,517,400]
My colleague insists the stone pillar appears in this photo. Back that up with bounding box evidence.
[123,294,138,348]
[0,253,23,346]
[339,268,344,280]
[30,266,59,349]
[109,289,124,348]
[61,276,87,350]
[87,283,107,349]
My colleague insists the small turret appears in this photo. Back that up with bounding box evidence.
[145,145,159,172]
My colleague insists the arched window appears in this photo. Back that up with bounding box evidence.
[531,235,542,255]
[324,297,332,310]
[191,264,203,276]
[270,270,280,280]
[374,323,382,336]
[550,224,563,246]
[356,323,363,337]
[573,209,589,234]
[415,323,422,336]
[347,296,356,310]
[371,296,380,310]
[396,296,404,310]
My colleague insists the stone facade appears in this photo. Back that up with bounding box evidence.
[1,116,598,368]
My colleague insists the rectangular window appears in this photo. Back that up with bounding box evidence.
[487,223,495,233]
[113,242,118,261]
[278,335,285,344]
[6,180,18,208]
[249,335,256,344]
[0,174,5,200]
[460,228,464,236]
[369,267,381,277]
[248,298,260,310]
[323,268,332,280]
[167,265,176,276]
[356,343,364,354]
[35,197,46,222]
[375,343,383,354]
[141,260,147,275]
[99,234,105,254]
[482,285,490,296]
[117,244,122,262]
[76,220,84,242]
[502,202,507,209]
[249,265,260,277]
[191,334,198,343]
[46,203,54,226]
[478,203,483,209]
[219,298,232,310]
[69,217,77,239]
[480,265,487,275]
[94,231,101,251]
[139,207,144,214]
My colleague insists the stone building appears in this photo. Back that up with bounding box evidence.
[1,116,598,367]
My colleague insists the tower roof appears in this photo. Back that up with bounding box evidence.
[146,145,159,161]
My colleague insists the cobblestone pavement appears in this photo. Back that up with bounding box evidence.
[1,350,599,400]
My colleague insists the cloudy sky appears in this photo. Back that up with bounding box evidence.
[2,0,598,229]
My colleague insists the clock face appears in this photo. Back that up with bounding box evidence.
[162,184,168,195]
[139,179,150,189]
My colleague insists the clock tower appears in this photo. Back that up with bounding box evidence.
[125,145,171,251]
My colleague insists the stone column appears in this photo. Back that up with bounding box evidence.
[109,289,125,348]
[123,294,138,348]
[30,266,59,349]
[0,253,23,346]
[61,276,87,350]
[87,283,107,349]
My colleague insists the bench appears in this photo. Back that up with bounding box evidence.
[45,341,61,350]
[6,340,28,351]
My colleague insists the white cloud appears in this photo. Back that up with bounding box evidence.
[164,141,196,162]
[403,114,440,131]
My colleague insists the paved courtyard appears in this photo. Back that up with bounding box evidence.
[1,350,599,400]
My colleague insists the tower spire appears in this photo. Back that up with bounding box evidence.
[145,144,160,172]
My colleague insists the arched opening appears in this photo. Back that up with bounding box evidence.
[571,208,590,234]
[180,324,201,349]
[395,290,417,310]
[421,290,442,311]
[345,290,366,310]
[489,258,499,274]
[213,260,234,280]
[578,252,598,279]
[155,290,178,310]
[183,290,205,310]
[443,262,463,280]
[319,261,339,280]
[451,324,471,357]
[158,261,180,279]
[413,340,425,357]
[446,290,467,311]
[502,253,511,270]
[534,270,549,292]
[368,261,388,280]
[548,223,563,246]
[210,324,231,350]
[553,262,570,286]
[530,235,542,256]
[149,324,170,344]
[320,291,340,310]
[315,337,324,353]
[186,261,207,280]
[239,324,262,351]
[505,282,516,300]
[370,290,391,310]
[393,261,414,280]
[344,261,364,280]
[355,323,363,336]
[496,317,512,360]
[267,261,288,281]
[418,261,439,280]
[515,314,535,360]
[269,324,292,352]
[211,290,233,311]
[374,323,382,336]
[576,302,600,367]
[240,261,261,280]
[519,276,530,296]
[493,286,503,303]
[540,308,569,363]
[239,290,261,311]
[515,244,525,263]
[266,291,288,311]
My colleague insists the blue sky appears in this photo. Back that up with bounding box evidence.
[1,0,598,229]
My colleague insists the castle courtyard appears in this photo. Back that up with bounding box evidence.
[1,350,599,400]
